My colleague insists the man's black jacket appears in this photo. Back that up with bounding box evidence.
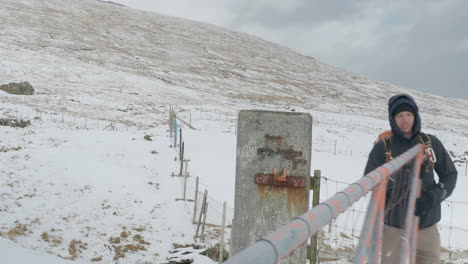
[364,94,457,229]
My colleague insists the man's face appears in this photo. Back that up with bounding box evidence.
[394,111,414,137]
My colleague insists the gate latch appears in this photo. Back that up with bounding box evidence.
[254,168,305,188]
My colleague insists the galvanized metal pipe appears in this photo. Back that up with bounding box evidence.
[224,144,423,264]
[400,152,423,264]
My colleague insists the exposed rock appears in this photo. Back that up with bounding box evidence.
[0,118,31,128]
[0,82,35,95]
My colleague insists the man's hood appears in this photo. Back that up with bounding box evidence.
[388,94,421,140]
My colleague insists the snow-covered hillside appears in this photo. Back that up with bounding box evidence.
[1,0,467,263]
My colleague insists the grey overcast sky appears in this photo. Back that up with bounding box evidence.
[112,0,468,100]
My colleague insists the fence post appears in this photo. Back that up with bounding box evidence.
[179,142,185,175]
[193,177,199,224]
[169,107,173,139]
[184,159,189,176]
[182,173,188,201]
[334,140,337,155]
[195,190,208,238]
[179,128,183,154]
[173,119,178,148]
[219,201,227,263]
[201,202,208,241]
[309,170,321,264]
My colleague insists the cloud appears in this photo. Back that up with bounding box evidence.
[226,0,468,99]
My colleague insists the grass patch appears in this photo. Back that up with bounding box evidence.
[109,236,121,244]
[91,256,103,262]
[201,243,228,262]
[133,234,150,245]
[68,239,88,260]
[113,244,146,261]
[7,223,28,239]
[41,232,49,242]
[173,243,203,249]
[0,146,22,152]
[132,226,145,232]
[120,231,129,239]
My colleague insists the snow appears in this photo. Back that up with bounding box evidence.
[0,237,88,264]
[1,106,466,263]
[0,0,467,263]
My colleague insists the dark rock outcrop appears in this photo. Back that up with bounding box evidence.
[0,118,31,128]
[0,82,35,95]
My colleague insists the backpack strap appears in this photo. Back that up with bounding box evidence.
[375,131,437,167]
[418,132,432,149]
[418,132,436,171]
[376,130,393,162]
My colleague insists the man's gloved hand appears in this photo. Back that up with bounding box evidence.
[415,192,436,217]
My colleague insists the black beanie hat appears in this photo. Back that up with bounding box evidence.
[392,103,415,118]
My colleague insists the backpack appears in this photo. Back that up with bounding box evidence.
[376,130,436,172]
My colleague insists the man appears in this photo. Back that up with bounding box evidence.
[364,93,457,264]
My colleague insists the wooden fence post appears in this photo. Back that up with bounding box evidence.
[201,202,208,241]
[179,142,184,175]
[169,106,173,139]
[309,170,321,264]
[173,119,178,148]
[179,128,183,154]
[192,177,199,224]
[195,190,208,238]
[219,201,227,263]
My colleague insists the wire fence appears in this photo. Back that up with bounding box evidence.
[0,108,135,131]
[167,108,468,263]
[167,114,234,256]
[320,176,468,262]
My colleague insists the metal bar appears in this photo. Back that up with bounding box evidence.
[400,152,423,264]
[223,144,424,264]
[410,217,419,264]
[375,186,385,262]
[366,178,387,264]
[353,179,384,264]
[219,201,227,263]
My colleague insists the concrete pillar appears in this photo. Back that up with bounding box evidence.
[230,110,312,264]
